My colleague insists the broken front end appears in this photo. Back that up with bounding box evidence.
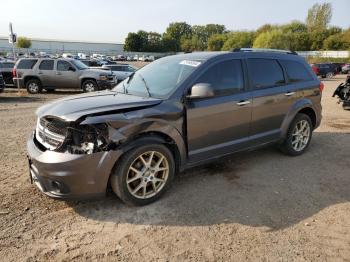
[27,116,123,199]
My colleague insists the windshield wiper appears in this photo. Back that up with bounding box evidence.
[124,72,135,94]
[138,73,151,97]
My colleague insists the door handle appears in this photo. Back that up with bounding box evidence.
[236,100,251,106]
[285,91,295,96]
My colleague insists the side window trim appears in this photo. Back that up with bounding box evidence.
[279,60,314,84]
[57,60,73,71]
[246,58,286,91]
[39,60,54,71]
[185,58,247,99]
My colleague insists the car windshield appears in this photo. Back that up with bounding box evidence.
[114,55,202,99]
[71,59,89,70]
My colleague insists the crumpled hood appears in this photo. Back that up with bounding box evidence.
[36,91,162,121]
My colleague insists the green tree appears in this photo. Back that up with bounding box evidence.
[208,34,227,51]
[180,35,206,52]
[16,37,32,49]
[323,33,345,50]
[253,30,291,50]
[221,31,255,50]
[146,32,162,52]
[256,24,279,35]
[306,2,332,32]
[281,21,307,33]
[124,32,143,51]
[164,22,192,52]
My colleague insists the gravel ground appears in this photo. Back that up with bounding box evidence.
[0,75,349,261]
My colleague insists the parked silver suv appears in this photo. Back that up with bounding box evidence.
[102,64,137,82]
[13,58,116,93]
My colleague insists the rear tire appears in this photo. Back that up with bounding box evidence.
[110,144,175,206]
[280,113,313,156]
[82,80,98,92]
[26,79,42,94]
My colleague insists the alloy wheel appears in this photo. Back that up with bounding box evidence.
[291,120,311,152]
[126,151,169,199]
[28,82,39,93]
[84,83,96,92]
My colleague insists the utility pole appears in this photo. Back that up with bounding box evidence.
[9,22,20,92]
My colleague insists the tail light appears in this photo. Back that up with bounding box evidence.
[319,82,324,93]
[12,68,17,77]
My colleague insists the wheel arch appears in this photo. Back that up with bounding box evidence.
[280,99,317,139]
[117,131,184,175]
[80,77,97,89]
[24,75,42,87]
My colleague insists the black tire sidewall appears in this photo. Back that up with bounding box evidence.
[82,80,98,92]
[282,113,313,156]
[110,144,175,206]
[26,79,42,94]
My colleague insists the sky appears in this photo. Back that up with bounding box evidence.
[0,0,349,43]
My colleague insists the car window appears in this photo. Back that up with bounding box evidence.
[112,66,124,71]
[39,60,54,70]
[2,62,14,68]
[127,66,136,72]
[280,60,313,83]
[247,59,285,89]
[17,59,38,69]
[195,59,244,96]
[57,61,72,71]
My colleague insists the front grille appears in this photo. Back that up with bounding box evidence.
[39,117,68,136]
[36,117,69,150]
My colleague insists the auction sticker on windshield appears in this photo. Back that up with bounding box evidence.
[179,60,202,67]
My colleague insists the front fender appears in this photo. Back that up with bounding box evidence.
[117,119,187,169]
[280,99,316,139]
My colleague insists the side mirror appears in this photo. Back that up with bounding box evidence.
[187,83,214,99]
[68,66,76,72]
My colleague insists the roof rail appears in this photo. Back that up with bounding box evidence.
[232,48,298,55]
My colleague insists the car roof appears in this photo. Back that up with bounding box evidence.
[169,50,305,63]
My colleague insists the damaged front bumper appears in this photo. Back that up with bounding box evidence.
[27,132,121,199]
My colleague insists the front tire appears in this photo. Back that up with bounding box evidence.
[82,80,98,92]
[26,79,42,94]
[280,113,313,156]
[110,144,175,206]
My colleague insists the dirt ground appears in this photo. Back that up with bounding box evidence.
[0,75,349,261]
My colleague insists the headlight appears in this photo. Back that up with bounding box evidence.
[99,75,108,81]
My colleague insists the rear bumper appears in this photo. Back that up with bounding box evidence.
[12,77,24,88]
[27,132,121,200]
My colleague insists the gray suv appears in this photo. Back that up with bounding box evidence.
[13,58,115,94]
[102,64,137,82]
[27,49,322,205]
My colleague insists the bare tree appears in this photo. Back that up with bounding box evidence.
[306,3,332,32]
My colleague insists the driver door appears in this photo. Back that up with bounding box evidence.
[54,60,79,88]
[186,59,252,163]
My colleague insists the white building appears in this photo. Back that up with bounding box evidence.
[0,36,124,55]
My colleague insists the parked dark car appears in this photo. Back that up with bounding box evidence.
[0,60,15,85]
[0,74,4,92]
[311,63,337,78]
[332,63,345,74]
[27,49,322,205]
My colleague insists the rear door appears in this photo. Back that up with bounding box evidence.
[247,58,293,144]
[186,59,252,163]
[37,60,55,87]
